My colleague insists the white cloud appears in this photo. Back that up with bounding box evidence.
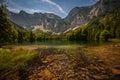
[7,0,53,14]
[42,0,66,15]
[8,7,53,14]
[90,0,99,2]
[25,8,53,14]
[7,7,20,13]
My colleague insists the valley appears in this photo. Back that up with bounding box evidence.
[0,0,120,80]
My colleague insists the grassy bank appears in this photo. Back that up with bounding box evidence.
[0,48,41,79]
[108,38,120,42]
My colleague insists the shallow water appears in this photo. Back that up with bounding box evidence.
[13,40,118,47]
[2,40,120,80]
[22,41,120,80]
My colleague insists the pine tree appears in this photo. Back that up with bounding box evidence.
[29,31,35,43]
[0,4,18,44]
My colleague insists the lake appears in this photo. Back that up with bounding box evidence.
[12,40,118,47]
[2,40,120,80]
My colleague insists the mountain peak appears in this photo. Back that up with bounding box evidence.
[65,0,120,29]
[44,13,61,19]
[19,10,27,15]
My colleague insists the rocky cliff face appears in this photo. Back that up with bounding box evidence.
[65,0,120,29]
[65,7,91,28]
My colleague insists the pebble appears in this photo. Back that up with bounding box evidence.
[93,75,109,80]
[27,52,113,80]
[112,68,120,75]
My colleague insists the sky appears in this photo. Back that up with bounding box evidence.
[5,0,99,18]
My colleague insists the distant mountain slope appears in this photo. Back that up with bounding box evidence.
[65,0,120,29]
[8,10,69,33]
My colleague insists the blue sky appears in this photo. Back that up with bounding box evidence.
[6,0,98,18]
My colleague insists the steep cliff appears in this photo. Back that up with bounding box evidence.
[65,0,120,28]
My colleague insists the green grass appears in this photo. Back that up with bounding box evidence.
[0,48,41,73]
[108,38,120,42]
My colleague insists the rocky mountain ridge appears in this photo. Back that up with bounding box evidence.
[8,0,120,33]
[8,10,69,32]
[65,0,120,29]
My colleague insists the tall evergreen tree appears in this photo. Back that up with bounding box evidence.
[29,31,35,43]
[0,2,18,45]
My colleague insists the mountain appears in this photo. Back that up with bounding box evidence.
[66,0,120,41]
[8,10,69,33]
[65,0,120,29]
[8,0,120,33]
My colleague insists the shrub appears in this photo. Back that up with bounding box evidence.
[100,30,111,41]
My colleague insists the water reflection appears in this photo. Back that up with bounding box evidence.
[14,40,115,47]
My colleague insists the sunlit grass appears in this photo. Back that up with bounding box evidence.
[0,45,79,79]
[0,48,41,72]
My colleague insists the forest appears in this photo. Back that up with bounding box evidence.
[66,7,120,41]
